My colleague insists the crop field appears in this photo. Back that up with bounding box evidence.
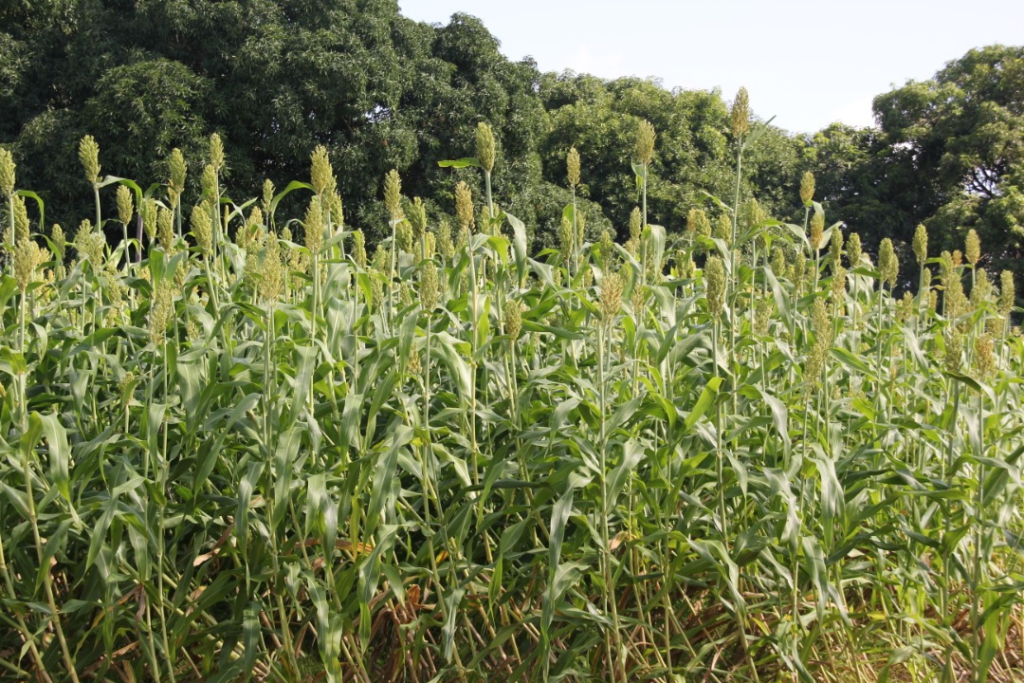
[0,113,1022,683]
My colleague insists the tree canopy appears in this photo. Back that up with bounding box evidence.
[803,45,1024,285]
[0,2,1021,298]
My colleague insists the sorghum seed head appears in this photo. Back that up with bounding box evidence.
[830,264,847,300]
[201,164,217,198]
[897,291,914,322]
[384,169,403,221]
[567,146,580,188]
[829,228,844,268]
[965,229,981,266]
[999,270,1015,317]
[191,202,212,254]
[811,297,830,342]
[352,230,367,269]
[304,195,324,256]
[799,171,815,205]
[974,334,996,379]
[794,251,807,283]
[117,184,134,226]
[809,211,824,251]
[731,87,750,140]
[476,122,496,173]
[209,133,224,172]
[970,268,991,310]
[51,224,65,255]
[74,219,103,264]
[705,255,726,316]
[396,220,413,254]
[167,149,186,208]
[329,192,343,227]
[631,285,646,318]
[14,239,38,291]
[771,246,786,274]
[248,206,264,229]
[505,300,523,340]
[455,181,474,232]
[879,238,898,287]
[262,179,275,217]
[0,148,15,197]
[148,282,174,346]
[437,219,454,261]
[687,208,706,235]
[12,194,29,243]
[635,120,655,166]
[743,198,766,231]
[406,196,427,240]
[714,213,732,246]
[79,135,101,184]
[259,233,284,302]
[421,260,439,312]
[848,233,862,268]
[755,298,773,336]
[310,145,333,197]
[601,271,624,323]
[952,250,963,268]
[559,216,574,263]
[945,328,963,373]
[913,224,928,265]
[805,340,826,390]
[629,207,642,241]
[157,206,174,251]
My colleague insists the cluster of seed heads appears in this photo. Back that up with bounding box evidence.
[304,196,324,256]
[384,170,403,222]
[476,122,496,174]
[209,133,225,173]
[78,135,101,184]
[0,148,15,198]
[566,147,580,188]
[799,171,815,206]
[809,211,824,251]
[168,149,187,209]
[351,230,367,269]
[878,238,898,288]
[731,87,750,140]
[635,121,655,166]
[600,272,624,325]
[704,256,726,316]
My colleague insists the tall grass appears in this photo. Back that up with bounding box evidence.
[0,115,1022,683]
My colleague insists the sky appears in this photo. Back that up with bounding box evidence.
[398,0,1024,134]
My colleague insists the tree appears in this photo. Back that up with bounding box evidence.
[872,45,1024,278]
[0,1,548,242]
[537,72,802,246]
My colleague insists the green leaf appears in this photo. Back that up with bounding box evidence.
[437,157,481,168]
[684,376,723,431]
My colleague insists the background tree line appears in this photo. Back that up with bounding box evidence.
[1,0,1022,294]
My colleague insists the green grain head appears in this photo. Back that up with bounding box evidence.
[567,146,580,188]
[476,122,496,174]
[799,171,815,206]
[79,135,101,184]
[0,147,15,197]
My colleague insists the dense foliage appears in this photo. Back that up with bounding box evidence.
[0,111,1022,681]
[4,2,1019,297]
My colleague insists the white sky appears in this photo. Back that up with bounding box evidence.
[398,0,1024,134]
